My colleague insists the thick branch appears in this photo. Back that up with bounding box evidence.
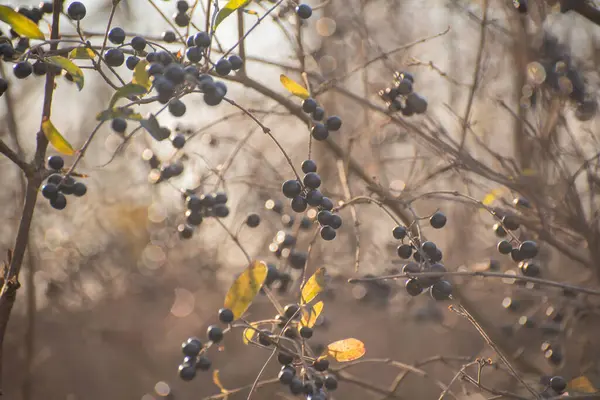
[563,0,600,26]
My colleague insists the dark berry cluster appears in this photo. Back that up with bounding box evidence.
[281,160,342,241]
[393,212,452,300]
[177,191,230,239]
[300,98,342,141]
[41,156,87,210]
[379,71,428,116]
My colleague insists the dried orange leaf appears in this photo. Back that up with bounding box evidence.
[212,370,230,394]
[325,338,366,362]
[224,261,268,320]
[280,74,309,100]
[568,376,597,393]
[300,301,323,328]
[41,119,76,155]
[0,5,44,39]
[301,268,327,304]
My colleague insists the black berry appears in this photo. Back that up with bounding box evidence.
[325,116,342,131]
[429,211,447,229]
[108,27,126,44]
[47,155,64,170]
[218,308,234,323]
[13,61,33,79]
[67,1,86,20]
[246,213,260,227]
[296,4,313,19]
[207,325,224,343]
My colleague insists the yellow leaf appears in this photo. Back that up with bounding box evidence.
[212,370,230,394]
[47,56,84,91]
[224,261,268,320]
[41,119,76,156]
[280,74,309,100]
[109,83,148,108]
[300,301,323,328]
[325,338,366,362]
[68,47,95,60]
[522,168,537,177]
[132,60,151,90]
[0,5,45,40]
[568,376,598,393]
[301,268,328,304]
[482,188,505,206]
[242,322,260,345]
[214,0,252,29]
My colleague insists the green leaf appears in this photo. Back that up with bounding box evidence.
[132,59,151,90]
[280,74,309,100]
[325,338,366,362]
[300,301,323,328]
[96,108,143,121]
[0,5,45,40]
[46,56,84,91]
[300,267,327,305]
[41,118,76,155]
[109,83,147,108]
[68,47,96,60]
[214,0,251,29]
[224,261,268,320]
[140,113,165,141]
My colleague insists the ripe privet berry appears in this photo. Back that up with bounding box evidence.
[520,261,540,277]
[174,12,190,27]
[283,304,300,319]
[33,61,47,76]
[165,64,185,84]
[301,159,317,173]
[67,1,86,20]
[229,55,243,70]
[510,248,525,262]
[302,98,317,113]
[178,363,196,381]
[392,225,407,239]
[214,192,228,204]
[317,210,333,226]
[299,326,313,339]
[48,174,62,185]
[146,62,164,76]
[430,280,452,300]
[313,358,329,372]
[289,377,304,395]
[421,241,437,256]
[218,308,234,323]
[178,223,194,239]
[402,262,420,274]
[182,337,202,357]
[550,376,567,394]
[111,118,127,133]
[13,61,33,79]
[519,240,538,259]
[303,172,321,189]
[207,325,224,343]
[429,211,447,229]
[162,30,177,43]
[168,99,187,117]
[246,213,261,227]
[397,244,412,259]
[176,0,189,12]
[324,376,338,391]
[185,210,203,226]
[325,116,342,131]
[47,155,64,170]
[41,2,54,14]
[126,56,139,70]
[497,240,512,254]
[73,182,87,197]
[320,197,334,211]
[194,31,211,47]
[329,214,342,229]
[311,123,329,141]
[397,78,413,95]
[312,107,325,121]
[104,48,125,67]
[259,331,272,346]
[278,367,294,384]
[171,133,186,149]
[502,215,520,230]
[131,36,146,52]
[493,223,507,237]
[197,355,211,370]
[296,4,313,19]
[278,352,293,365]
[282,179,302,198]
[513,0,528,13]
[50,193,67,210]
[513,197,531,208]
[108,27,126,44]
[306,189,323,206]
[291,196,308,213]
[405,278,423,296]
[214,204,230,218]
[215,59,232,76]
[42,183,58,200]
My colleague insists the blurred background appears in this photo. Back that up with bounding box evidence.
[1,0,600,399]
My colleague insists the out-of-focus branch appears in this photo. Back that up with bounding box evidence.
[561,0,600,26]
[0,140,30,175]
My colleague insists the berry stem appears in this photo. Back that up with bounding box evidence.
[96,2,118,71]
